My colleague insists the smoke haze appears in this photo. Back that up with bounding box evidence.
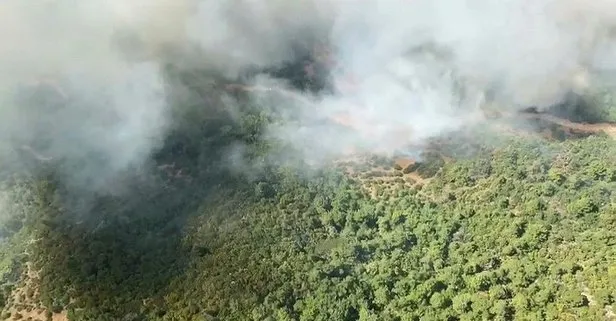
[0,0,174,194]
[1,0,616,193]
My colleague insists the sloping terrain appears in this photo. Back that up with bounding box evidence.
[0,50,616,321]
[4,107,615,320]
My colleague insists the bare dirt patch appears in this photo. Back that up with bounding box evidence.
[2,262,67,321]
[334,153,439,199]
[497,110,616,140]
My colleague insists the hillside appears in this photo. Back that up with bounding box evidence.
[6,1,616,320]
[0,62,615,321]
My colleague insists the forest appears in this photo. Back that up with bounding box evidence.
[0,55,615,321]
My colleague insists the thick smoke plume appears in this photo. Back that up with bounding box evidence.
[1,0,616,196]
[183,0,616,161]
[0,1,176,194]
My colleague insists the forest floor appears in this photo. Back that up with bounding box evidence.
[2,262,67,321]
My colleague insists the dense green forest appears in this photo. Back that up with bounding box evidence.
[0,62,615,321]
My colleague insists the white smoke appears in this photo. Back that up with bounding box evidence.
[0,0,174,193]
[1,0,616,190]
[180,0,616,160]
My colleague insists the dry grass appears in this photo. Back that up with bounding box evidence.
[2,263,67,321]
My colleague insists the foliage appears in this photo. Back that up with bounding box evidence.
[0,131,609,320]
[553,87,616,123]
[0,67,615,320]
